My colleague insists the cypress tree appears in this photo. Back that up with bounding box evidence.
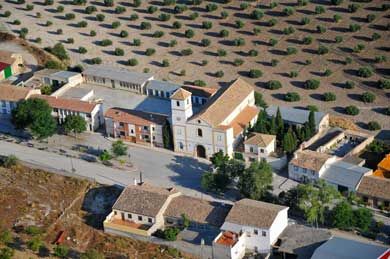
[163,120,173,150]
[308,110,316,136]
[254,110,269,134]
[283,127,297,154]
[268,116,277,135]
[275,107,284,143]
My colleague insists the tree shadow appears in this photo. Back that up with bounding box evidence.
[316,17,334,23]
[353,35,372,42]
[328,7,349,13]
[347,93,363,102]
[291,80,306,89]
[271,93,286,101]
[310,93,324,101]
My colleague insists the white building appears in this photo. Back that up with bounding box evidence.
[244,132,276,162]
[82,65,154,95]
[171,78,259,159]
[213,199,289,259]
[288,150,372,192]
[0,84,40,115]
[32,95,103,132]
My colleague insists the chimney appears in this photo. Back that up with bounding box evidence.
[293,152,298,159]
[133,178,137,185]
[139,171,143,184]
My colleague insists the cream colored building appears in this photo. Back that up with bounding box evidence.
[244,133,276,162]
[171,78,259,159]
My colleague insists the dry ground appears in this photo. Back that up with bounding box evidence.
[0,163,194,258]
[0,0,389,130]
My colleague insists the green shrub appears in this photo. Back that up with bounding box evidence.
[127,58,138,66]
[96,14,105,22]
[65,13,76,20]
[201,38,211,47]
[85,6,97,14]
[169,39,177,47]
[206,3,218,12]
[13,19,21,25]
[324,69,332,76]
[159,13,171,21]
[162,227,180,241]
[73,0,87,5]
[348,3,360,13]
[233,38,245,46]
[215,70,224,78]
[371,32,380,41]
[100,39,112,46]
[104,0,114,7]
[233,58,244,66]
[283,7,294,16]
[194,80,206,87]
[248,49,258,56]
[289,71,298,78]
[185,29,195,38]
[345,105,359,116]
[90,57,102,64]
[219,29,229,37]
[253,27,261,35]
[317,45,329,55]
[172,21,182,29]
[174,4,187,14]
[271,59,279,67]
[334,14,341,22]
[298,0,308,6]
[307,105,319,112]
[81,249,104,259]
[115,6,126,14]
[268,18,277,26]
[303,36,313,45]
[251,9,263,20]
[345,81,355,89]
[217,49,227,57]
[361,92,375,103]
[267,80,282,90]
[220,10,228,19]
[285,92,300,102]
[331,0,343,5]
[378,79,390,89]
[304,79,320,90]
[162,59,170,67]
[119,30,128,38]
[0,230,12,245]
[99,150,112,161]
[189,12,199,20]
[26,4,34,11]
[129,13,138,21]
[153,31,164,38]
[54,245,69,258]
[112,21,121,29]
[374,55,387,64]
[286,47,297,55]
[0,247,14,259]
[315,6,325,14]
[269,38,278,46]
[77,21,88,28]
[235,20,245,28]
[349,23,361,32]
[240,2,249,10]
[283,26,295,35]
[367,121,381,131]
[145,48,156,56]
[114,48,124,56]
[140,21,151,30]
[90,30,96,36]
[181,48,193,56]
[44,0,53,5]
[78,47,87,54]
[301,17,310,25]
[133,38,141,46]
[27,237,42,252]
[249,69,262,78]
[323,92,336,101]
[317,25,326,33]
[56,5,64,12]
[202,21,212,29]
[357,67,373,78]
[335,36,343,43]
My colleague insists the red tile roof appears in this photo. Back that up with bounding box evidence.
[105,107,167,126]
[0,84,31,102]
[32,95,98,113]
[0,62,10,72]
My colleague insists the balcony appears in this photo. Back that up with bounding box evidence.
[215,231,240,247]
[103,212,153,236]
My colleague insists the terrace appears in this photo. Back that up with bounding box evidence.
[103,212,153,236]
[214,231,241,247]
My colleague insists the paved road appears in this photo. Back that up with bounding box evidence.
[0,139,220,201]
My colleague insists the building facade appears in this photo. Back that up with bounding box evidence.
[32,95,103,132]
[0,84,40,115]
[105,108,167,147]
[171,78,259,159]
[244,133,276,162]
[82,65,154,94]
[0,51,23,81]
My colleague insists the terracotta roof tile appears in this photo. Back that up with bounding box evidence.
[225,199,288,229]
[290,150,332,172]
[165,195,231,227]
[32,95,98,113]
[182,85,217,98]
[105,107,167,126]
[191,78,254,127]
[245,133,276,147]
[0,84,31,102]
[223,106,259,136]
[357,176,390,201]
[378,154,390,172]
[112,183,180,217]
[170,88,192,100]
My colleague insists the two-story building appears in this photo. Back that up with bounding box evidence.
[0,84,40,116]
[171,78,259,159]
[32,95,103,132]
[213,199,289,258]
[104,107,167,147]
[243,133,276,162]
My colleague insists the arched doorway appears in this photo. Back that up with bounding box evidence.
[196,145,206,158]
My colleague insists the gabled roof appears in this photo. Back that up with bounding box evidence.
[0,62,10,72]
[321,161,371,190]
[105,107,167,125]
[190,78,254,127]
[219,106,259,136]
[0,84,31,102]
[224,199,288,229]
[266,106,326,127]
[112,183,180,217]
[170,88,192,100]
[51,71,81,79]
[146,80,181,93]
[32,95,98,113]
[245,132,276,147]
[378,154,390,172]
[164,195,231,227]
[83,65,153,84]
[357,175,390,201]
[290,150,332,172]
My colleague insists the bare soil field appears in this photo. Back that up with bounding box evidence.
[0,163,193,258]
[0,0,389,130]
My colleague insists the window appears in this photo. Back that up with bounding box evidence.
[130,129,134,134]
[114,211,117,215]
[294,166,298,171]
[198,120,201,124]
[303,168,307,174]
[176,117,181,121]
[176,101,180,107]
[143,126,148,130]
[254,229,258,235]
[152,127,155,131]
[119,122,124,127]
[186,99,189,105]
[128,214,132,219]
[250,147,254,153]
[260,149,264,153]
[179,142,184,150]
[262,231,266,237]
[148,218,153,223]
[177,128,182,135]
[138,216,142,221]
[197,128,203,137]
[311,170,315,176]
[217,135,222,141]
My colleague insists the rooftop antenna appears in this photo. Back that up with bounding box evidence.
[139,171,143,184]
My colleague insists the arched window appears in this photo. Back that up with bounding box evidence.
[197,128,203,137]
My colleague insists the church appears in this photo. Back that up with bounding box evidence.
[170,78,259,159]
